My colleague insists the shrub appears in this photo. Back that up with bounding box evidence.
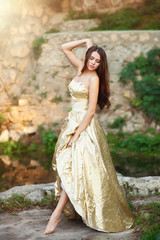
[119,49,160,123]
[107,117,126,129]
[95,8,139,30]
[40,129,58,169]
[32,36,48,60]
[67,1,160,30]
[106,130,160,175]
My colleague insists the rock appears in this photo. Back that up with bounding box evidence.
[10,43,30,58]
[121,33,129,40]
[35,5,44,18]
[0,175,159,202]
[23,126,37,134]
[0,183,55,201]
[42,15,48,25]
[118,175,160,196]
[25,189,44,202]
[0,80,4,92]
[59,19,100,32]
[17,58,30,72]
[9,69,17,83]
[0,209,135,240]
[9,130,21,141]
[0,155,11,166]
[18,99,29,106]
[0,129,9,142]
[110,34,118,41]
[30,159,40,167]
[8,84,22,96]
[137,75,142,81]
[9,110,21,123]
[124,91,133,100]
[139,33,150,42]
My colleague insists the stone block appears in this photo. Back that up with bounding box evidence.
[0,129,9,142]
[10,43,30,58]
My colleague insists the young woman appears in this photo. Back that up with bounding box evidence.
[44,38,134,235]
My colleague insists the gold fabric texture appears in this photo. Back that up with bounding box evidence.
[52,79,134,232]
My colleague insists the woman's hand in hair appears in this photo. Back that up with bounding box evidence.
[85,38,93,50]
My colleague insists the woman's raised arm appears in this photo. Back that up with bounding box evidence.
[61,39,93,70]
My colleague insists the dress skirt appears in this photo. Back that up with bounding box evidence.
[52,79,134,232]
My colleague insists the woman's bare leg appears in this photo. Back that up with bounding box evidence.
[43,189,69,235]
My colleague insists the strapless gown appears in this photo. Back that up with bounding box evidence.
[52,79,134,232]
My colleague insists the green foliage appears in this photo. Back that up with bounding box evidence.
[119,49,160,123]
[121,133,160,154]
[0,140,27,156]
[35,84,39,90]
[107,116,126,129]
[52,71,59,78]
[45,28,59,34]
[67,1,160,30]
[52,122,59,127]
[67,107,72,112]
[0,114,6,129]
[51,96,63,104]
[40,129,58,169]
[106,129,160,175]
[127,201,135,211]
[107,130,160,155]
[139,223,160,240]
[39,92,47,98]
[32,74,36,80]
[133,201,160,239]
[32,36,48,60]
[94,8,139,30]
[66,8,98,20]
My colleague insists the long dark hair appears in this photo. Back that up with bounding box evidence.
[81,45,111,110]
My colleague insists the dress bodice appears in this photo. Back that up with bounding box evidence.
[68,79,89,111]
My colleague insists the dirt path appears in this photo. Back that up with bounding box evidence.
[0,209,135,240]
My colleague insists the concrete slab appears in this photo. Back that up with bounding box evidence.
[0,209,135,240]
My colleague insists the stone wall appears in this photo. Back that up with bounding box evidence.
[0,0,159,141]
[68,0,144,13]
[0,0,68,103]
[0,25,160,142]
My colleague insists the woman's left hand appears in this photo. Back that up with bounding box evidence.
[67,133,80,147]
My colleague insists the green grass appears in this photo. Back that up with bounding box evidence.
[66,0,160,30]
[0,193,57,212]
[133,202,160,240]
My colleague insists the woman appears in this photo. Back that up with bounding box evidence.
[44,38,134,235]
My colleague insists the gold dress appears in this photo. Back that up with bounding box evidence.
[52,79,134,232]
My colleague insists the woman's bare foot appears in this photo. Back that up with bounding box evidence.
[43,212,61,235]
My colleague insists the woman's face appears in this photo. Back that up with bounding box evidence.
[87,51,101,71]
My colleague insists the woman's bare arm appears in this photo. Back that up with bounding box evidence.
[61,39,93,70]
